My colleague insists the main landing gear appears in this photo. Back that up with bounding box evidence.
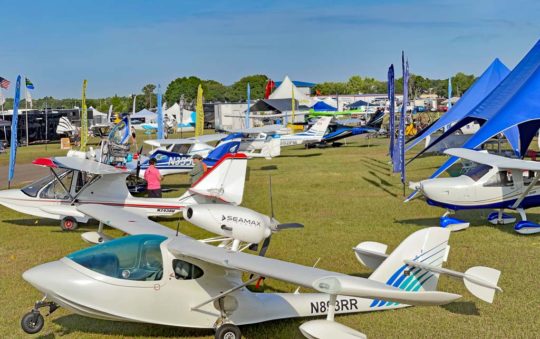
[21,297,59,334]
[60,216,78,231]
[213,297,242,339]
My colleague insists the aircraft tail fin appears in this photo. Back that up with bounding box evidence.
[203,140,240,167]
[307,116,332,137]
[180,153,248,205]
[261,136,281,159]
[368,227,450,295]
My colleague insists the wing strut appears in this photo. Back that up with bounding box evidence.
[190,275,260,311]
[511,171,540,209]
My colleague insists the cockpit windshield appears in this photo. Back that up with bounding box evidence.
[21,170,68,198]
[463,163,492,182]
[67,234,166,281]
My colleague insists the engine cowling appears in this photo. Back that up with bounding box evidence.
[183,205,272,244]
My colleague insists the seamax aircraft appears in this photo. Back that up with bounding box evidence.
[20,205,501,338]
[409,148,540,234]
[133,134,239,177]
[0,153,247,232]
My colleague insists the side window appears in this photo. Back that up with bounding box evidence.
[172,259,204,280]
[483,171,514,187]
[39,171,74,199]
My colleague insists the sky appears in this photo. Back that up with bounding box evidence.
[1,0,539,98]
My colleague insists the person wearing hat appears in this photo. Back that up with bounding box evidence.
[189,154,206,186]
[144,158,162,197]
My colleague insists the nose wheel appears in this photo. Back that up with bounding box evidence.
[21,298,59,334]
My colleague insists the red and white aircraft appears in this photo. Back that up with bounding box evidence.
[0,153,247,235]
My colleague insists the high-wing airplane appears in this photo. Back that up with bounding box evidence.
[409,148,540,234]
[132,134,239,177]
[20,205,501,339]
[0,153,247,232]
[219,117,332,158]
[306,122,378,148]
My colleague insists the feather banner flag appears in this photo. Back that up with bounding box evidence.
[80,80,88,151]
[157,84,164,139]
[195,84,204,137]
[447,77,452,110]
[8,76,21,188]
[388,64,395,162]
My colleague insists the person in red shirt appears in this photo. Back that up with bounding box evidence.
[144,158,162,198]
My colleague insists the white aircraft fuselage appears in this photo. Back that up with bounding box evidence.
[22,236,404,329]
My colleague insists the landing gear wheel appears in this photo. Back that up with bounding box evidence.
[61,217,78,231]
[21,311,44,334]
[215,324,241,339]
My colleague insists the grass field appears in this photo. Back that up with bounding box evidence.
[0,135,539,338]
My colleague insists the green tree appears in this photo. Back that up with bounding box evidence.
[165,76,204,104]
[227,74,268,101]
[142,84,156,108]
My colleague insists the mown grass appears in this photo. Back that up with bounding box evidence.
[0,136,539,338]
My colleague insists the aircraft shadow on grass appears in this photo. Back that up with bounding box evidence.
[278,153,322,158]
[397,210,540,236]
[441,301,480,316]
[258,165,278,171]
[362,177,397,198]
[364,161,389,173]
[52,315,210,338]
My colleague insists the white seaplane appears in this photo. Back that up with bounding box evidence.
[409,148,540,234]
[20,205,502,338]
[0,153,247,232]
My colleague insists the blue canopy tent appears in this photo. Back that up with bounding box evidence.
[311,101,337,112]
[348,99,369,109]
[406,58,510,155]
[429,40,540,179]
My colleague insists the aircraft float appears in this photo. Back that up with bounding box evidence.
[409,148,540,234]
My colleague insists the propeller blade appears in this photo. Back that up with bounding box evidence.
[258,235,272,257]
[276,223,304,230]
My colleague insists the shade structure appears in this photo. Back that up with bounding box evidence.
[406,58,510,154]
[429,40,540,179]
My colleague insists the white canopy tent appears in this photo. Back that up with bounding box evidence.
[269,76,313,106]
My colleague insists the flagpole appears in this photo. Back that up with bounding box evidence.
[45,100,48,151]
[24,84,29,146]
[1,89,6,143]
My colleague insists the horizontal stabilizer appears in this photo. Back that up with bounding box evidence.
[300,320,366,339]
[464,266,502,303]
[353,241,388,270]
[313,275,461,306]
[404,260,502,303]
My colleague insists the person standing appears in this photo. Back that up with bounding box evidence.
[189,154,206,186]
[144,158,162,197]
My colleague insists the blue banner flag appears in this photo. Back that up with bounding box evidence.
[387,65,395,161]
[8,75,21,186]
[157,84,163,139]
[401,59,409,185]
[246,83,250,128]
[447,77,452,109]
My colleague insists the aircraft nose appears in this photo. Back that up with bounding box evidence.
[22,261,68,294]
[0,189,25,201]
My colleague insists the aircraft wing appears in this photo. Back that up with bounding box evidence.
[227,125,284,134]
[167,238,461,306]
[144,139,197,147]
[444,148,540,171]
[76,204,177,237]
[191,133,228,143]
[33,157,128,175]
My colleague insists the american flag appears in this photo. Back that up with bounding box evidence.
[0,77,10,89]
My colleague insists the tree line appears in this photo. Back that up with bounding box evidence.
[0,72,476,112]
